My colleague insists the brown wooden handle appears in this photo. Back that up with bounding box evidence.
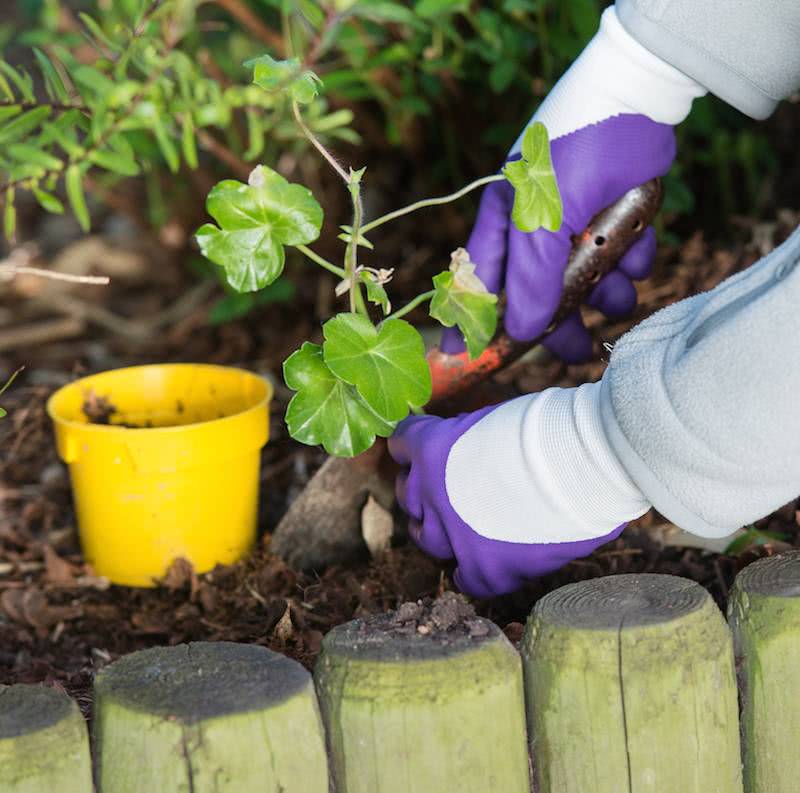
[427,177,664,406]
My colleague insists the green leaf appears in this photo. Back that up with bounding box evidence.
[246,55,321,105]
[0,106,51,146]
[89,147,140,176]
[502,121,563,233]
[284,341,396,457]
[7,143,61,170]
[32,48,69,103]
[65,164,90,231]
[244,109,264,161]
[430,248,498,359]
[360,271,391,315]
[196,166,322,293]
[208,278,296,324]
[32,187,65,214]
[181,113,198,169]
[71,64,116,97]
[0,62,35,102]
[338,224,373,249]
[0,106,22,124]
[322,313,431,422]
[415,0,468,18]
[151,114,180,173]
[77,12,123,54]
[489,59,516,93]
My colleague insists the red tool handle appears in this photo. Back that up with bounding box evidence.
[427,178,664,405]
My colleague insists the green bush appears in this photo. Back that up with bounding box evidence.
[0,0,779,241]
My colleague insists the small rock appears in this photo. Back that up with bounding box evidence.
[396,601,423,624]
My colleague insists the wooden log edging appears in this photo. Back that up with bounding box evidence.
[522,573,743,793]
[92,641,329,793]
[9,562,800,791]
[728,550,800,793]
[314,594,531,793]
[0,683,92,792]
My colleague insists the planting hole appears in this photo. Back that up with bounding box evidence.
[594,235,606,246]
[632,219,643,231]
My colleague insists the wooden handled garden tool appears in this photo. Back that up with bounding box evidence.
[271,178,664,571]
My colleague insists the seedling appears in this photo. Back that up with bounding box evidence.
[197,57,562,457]
[0,366,23,418]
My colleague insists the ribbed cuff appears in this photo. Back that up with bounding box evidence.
[511,6,707,151]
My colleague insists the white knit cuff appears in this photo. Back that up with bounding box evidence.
[510,6,707,151]
[445,383,651,545]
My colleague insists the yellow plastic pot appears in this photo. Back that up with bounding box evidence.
[47,364,272,587]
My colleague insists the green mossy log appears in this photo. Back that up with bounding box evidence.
[0,684,92,792]
[92,641,328,793]
[314,615,530,793]
[522,573,743,793]
[729,551,800,793]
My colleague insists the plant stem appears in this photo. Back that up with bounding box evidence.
[346,180,364,314]
[295,244,346,278]
[291,101,349,183]
[384,289,435,322]
[361,174,506,234]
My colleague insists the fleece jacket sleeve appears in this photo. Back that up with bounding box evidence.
[615,0,800,119]
[599,225,800,538]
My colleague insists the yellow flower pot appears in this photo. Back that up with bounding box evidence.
[47,364,272,587]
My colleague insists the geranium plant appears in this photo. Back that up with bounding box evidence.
[197,56,563,457]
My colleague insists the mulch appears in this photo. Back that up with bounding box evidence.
[1,210,799,721]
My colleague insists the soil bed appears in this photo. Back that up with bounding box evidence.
[1,203,799,722]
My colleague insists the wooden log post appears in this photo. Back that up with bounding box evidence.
[0,684,92,792]
[522,574,743,793]
[314,595,530,793]
[728,550,800,793]
[92,641,329,793]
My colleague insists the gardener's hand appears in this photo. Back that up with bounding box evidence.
[441,7,705,362]
[389,383,650,598]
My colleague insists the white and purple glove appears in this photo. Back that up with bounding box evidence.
[392,8,707,598]
[441,6,706,362]
[389,385,651,598]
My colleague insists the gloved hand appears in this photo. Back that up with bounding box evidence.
[441,6,705,363]
[389,383,650,598]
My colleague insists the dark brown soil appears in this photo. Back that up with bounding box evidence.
[368,592,490,640]
[82,390,117,425]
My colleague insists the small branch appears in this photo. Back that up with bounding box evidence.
[384,290,435,322]
[361,174,506,235]
[214,0,285,54]
[0,264,109,285]
[295,244,346,278]
[196,128,251,179]
[292,101,349,183]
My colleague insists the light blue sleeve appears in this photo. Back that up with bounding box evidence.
[616,0,800,119]
[599,225,800,538]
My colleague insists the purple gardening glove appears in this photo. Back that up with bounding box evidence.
[441,8,705,362]
[389,405,625,599]
[439,116,674,363]
[391,10,703,595]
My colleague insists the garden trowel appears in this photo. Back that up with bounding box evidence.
[271,179,663,570]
